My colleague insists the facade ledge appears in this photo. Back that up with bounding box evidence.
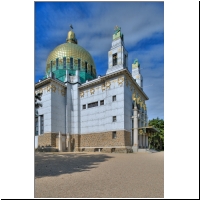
[35,77,66,89]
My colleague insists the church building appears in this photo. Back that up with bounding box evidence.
[35,26,157,153]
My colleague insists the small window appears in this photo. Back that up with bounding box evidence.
[100,100,104,105]
[85,62,88,73]
[91,65,93,75]
[83,104,86,109]
[112,95,116,101]
[70,57,73,69]
[112,131,117,139]
[50,61,53,71]
[113,53,117,66]
[63,57,66,69]
[113,116,116,122]
[78,59,81,70]
[56,58,59,69]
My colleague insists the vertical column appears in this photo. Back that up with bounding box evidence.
[133,101,138,152]
[59,131,62,152]
[65,70,71,152]
[71,70,81,151]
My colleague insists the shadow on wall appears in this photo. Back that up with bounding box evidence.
[35,153,114,178]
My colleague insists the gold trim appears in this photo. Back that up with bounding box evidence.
[101,84,106,91]
[105,81,111,89]
[90,88,95,95]
[139,129,143,135]
[80,91,84,97]
[132,93,136,101]
[51,85,56,92]
[117,77,124,86]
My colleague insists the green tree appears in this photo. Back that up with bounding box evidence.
[35,92,42,109]
[148,117,164,150]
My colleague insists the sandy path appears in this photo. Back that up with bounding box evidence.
[35,151,164,198]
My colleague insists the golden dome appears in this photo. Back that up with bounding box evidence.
[45,29,96,80]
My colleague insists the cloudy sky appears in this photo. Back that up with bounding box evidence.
[35,2,164,120]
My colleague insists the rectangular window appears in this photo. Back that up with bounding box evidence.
[113,53,117,66]
[70,57,73,69]
[40,115,44,134]
[85,62,88,73]
[113,116,116,122]
[56,58,59,69]
[91,65,93,75]
[78,59,81,70]
[112,95,116,101]
[88,101,98,108]
[112,131,117,139]
[63,57,66,69]
[35,117,38,136]
[100,100,104,105]
[83,104,86,109]
[50,61,53,72]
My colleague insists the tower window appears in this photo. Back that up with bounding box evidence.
[63,57,66,69]
[78,59,81,70]
[70,58,73,69]
[113,116,117,122]
[82,104,86,109]
[113,53,117,66]
[56,58,59,69]
[85,62,88,73]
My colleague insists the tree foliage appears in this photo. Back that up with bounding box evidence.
[35,92,43,109]
[148,117,164,150]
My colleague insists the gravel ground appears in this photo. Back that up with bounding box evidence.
[35,151,164,198]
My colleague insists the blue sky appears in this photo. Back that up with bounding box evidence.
[35,2,164,120]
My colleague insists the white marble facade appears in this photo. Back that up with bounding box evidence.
[35,28,149,152]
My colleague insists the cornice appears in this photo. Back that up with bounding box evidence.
[35,78,66,89]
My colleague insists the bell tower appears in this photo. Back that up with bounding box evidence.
[132,59,143,89]
[106,26,128,75]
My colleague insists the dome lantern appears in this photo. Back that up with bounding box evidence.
[66,24,77,44]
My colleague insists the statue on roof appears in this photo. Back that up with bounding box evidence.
[133,59,139,64]
[114,25,121,34]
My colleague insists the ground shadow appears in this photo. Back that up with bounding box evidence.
[35,152,114,178]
